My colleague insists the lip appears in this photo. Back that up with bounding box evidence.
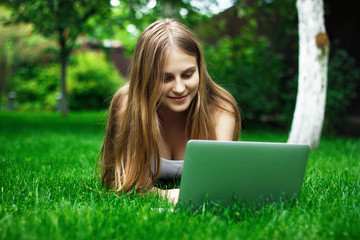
[168,95,188,103]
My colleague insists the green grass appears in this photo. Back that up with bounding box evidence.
[1,111,359,240]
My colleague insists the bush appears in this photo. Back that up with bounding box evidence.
[14,64,59,111]
[205,34,287,122]
[67,51,124,110]
[12,50,124,111]
[324,48,360,132]
[206,40,360,133]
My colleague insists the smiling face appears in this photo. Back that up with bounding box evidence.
[159,48,199,114]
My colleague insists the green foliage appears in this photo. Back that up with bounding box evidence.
[68,51,124,110]
[12,51,124,111]
[0,5,57,105]
[4,0,112,114]
[198,0,299,127]
[205,34,286,121]
[325,49,360,132]
[202,0,360,134]
[6,0,111,44]
[0,112,359,239]
[13,65,59,111]
[87,0,212,57]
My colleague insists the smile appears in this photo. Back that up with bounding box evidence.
[168,95,188,103]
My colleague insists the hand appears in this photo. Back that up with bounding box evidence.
[165,188,180,205]
[153,187,180,205]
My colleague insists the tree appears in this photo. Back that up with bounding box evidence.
[288,0,330,149]
[5,0,111,115]
[91,0,210,53]
[0,6,58,109]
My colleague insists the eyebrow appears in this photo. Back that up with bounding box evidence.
[164,66,197,75]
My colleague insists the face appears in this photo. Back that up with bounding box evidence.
[159,48,199,114]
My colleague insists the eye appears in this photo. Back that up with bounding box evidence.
[182,71,194,79]
[164,76,174,82]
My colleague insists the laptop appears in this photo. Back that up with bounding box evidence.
[177,140,309,208]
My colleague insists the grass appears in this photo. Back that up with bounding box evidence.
[0,111,359,240]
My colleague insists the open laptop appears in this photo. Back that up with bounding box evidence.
[177,140,309,208]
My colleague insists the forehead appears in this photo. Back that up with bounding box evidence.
[163,48,197,74]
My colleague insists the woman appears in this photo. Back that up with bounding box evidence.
[98,18,241,203]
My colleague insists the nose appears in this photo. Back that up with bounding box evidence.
[172,78,185,94]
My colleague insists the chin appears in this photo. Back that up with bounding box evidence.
[169,106,189,113]
[164,102,191,113]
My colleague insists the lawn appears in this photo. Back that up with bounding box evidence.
[0,112,359,240]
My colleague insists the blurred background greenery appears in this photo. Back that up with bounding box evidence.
[0,0,359,136]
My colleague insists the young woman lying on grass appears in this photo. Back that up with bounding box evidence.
[98,18,241,204]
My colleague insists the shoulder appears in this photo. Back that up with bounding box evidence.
[113,83,129,108]
[210,99,237,141]
[111,83,129,121]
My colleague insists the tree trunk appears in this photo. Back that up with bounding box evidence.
[59,34,69,116]
[287,0,329,149]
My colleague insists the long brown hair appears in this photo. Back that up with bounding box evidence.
[98,19,241,193]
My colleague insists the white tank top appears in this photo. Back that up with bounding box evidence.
[151,157,184,179]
